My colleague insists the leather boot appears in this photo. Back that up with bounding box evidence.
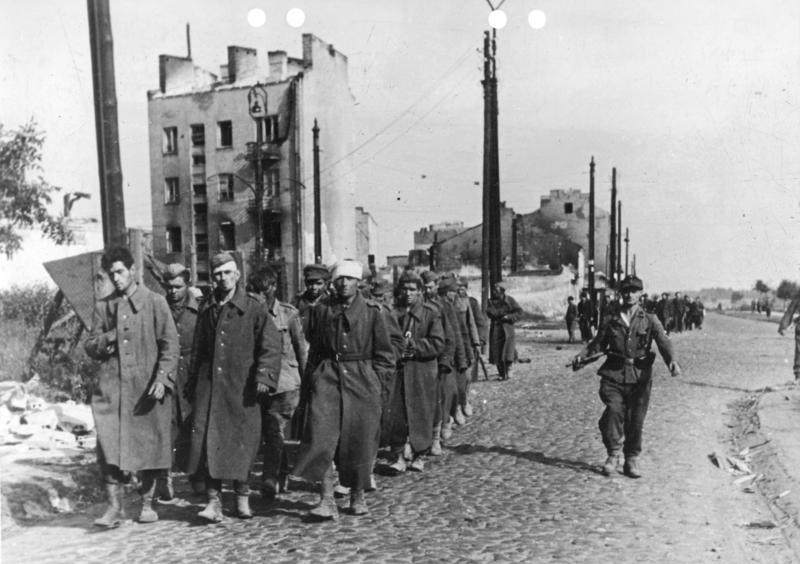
[156,473,175,503]
[93,483,126,528]
[308,474,338,521]
[430,423,443,456]
[138,477,159,523]
[197,488,223,523]
[601,454,619,477]
[441,420,453,440]
[623,457,642,478]
[235,494,253,519]
[349,489,368,516]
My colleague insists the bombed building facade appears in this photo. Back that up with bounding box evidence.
[147,34,371,298]
[416,189,610,274]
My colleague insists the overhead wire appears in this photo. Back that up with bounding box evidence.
[309,43,478,181]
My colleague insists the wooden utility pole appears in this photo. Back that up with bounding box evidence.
[312,119,322,264]
[617,201,622,282]
[588,156,596,308]
[624,227,630,277]
[489,29,502,287]
[87,0,126,247]
[481,29,502,307]
[609,168,617,288]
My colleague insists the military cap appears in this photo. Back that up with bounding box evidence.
[398,270,423,288]
[619,275,644,291]
[210,251,237,271]
[420,271,438,284]
[331,260,363,281]
[371,278,394,296]
[162,262,188,280]
[438,276,458,292]
[303,263,330,281]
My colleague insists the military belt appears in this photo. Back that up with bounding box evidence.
[322,352,373,362]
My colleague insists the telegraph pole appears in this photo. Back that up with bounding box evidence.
[87,0,126,246]
[617,201,622,282]
[481,29,502,307]
[481,30,491,308]
[624,227,630,277]
[312,119,322,264]
[489,29,502,287]
[588,156,595,309]
[609,168,617,289]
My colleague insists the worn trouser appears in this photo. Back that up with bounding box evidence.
[578,318,593,342]
[98,444,165,493]
[434,369,458,427]
[261,389,300,485]
[598,376,653,459]
[566,320,576,343]
[455,367,469,412]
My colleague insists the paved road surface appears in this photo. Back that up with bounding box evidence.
[4,312,799,563]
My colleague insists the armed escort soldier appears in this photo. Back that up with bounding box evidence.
[778,290,800,382]
[572,275,681,479]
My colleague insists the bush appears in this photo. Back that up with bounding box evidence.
[0,283,58,326]
[0,284,95,403]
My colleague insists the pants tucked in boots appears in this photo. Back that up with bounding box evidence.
[308,466,338,521]
[94,482,126,528]
[137,470,162,523]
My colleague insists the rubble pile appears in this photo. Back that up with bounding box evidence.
[0,377,95,451]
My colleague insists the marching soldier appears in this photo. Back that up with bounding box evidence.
[85,247,179,527]
[185,252,282,522]
[158,262,202,499]
[486,284,522,380]
[293,260,395,519]
[573,275,681,479]
[778,291,800,382]
[294,264,330,335]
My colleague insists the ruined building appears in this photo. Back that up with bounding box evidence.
[418,189,610,274]
[148,34,369,298]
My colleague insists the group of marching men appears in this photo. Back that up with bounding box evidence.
[85,246,523,527]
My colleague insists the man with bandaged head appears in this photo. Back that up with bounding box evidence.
[293,259,395,519]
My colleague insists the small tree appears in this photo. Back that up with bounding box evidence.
[753,279,770,294]
[776,279,799,307]
[731,290,744,303]
[0,120,72,258]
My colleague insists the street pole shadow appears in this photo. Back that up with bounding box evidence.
[448,444,605,476]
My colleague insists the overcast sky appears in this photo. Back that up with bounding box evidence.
[3,0,800,291]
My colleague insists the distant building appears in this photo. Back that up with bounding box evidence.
[412,189,610,275]
[516,189,610,274]
[355,206,379,266]
[147,34,369,298]
[413,221,465,251]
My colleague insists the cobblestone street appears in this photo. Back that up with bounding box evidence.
[4,312,799,563]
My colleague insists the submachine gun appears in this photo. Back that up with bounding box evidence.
[566,351,606,372]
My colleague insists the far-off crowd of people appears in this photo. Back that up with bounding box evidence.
[565,290,706,344]
[85,246,529,526]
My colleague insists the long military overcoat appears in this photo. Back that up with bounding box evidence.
[384,300,444,452]
[171,291,200,425]
[293,293,395,490]
[185,287,282,482]
[84,285,179,472]
[486,294,523,364]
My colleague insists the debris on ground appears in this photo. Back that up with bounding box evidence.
[0,379,95,451]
